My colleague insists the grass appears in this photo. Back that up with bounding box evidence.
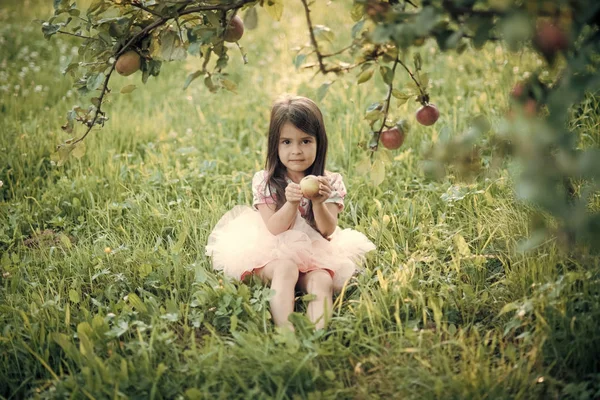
[1,1,599,399]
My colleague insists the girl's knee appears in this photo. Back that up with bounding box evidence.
[307,270,333,294]
[272,259,299,282]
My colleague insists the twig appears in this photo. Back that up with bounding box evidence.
[130,1,163,17]
[71,64,115,145]
[300,0,327,74]
[372,57,400,151]
[397,57,425,98]
[57,30,101,41]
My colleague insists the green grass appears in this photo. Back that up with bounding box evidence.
[1,1,599,399]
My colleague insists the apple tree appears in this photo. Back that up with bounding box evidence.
[41,0,600,249]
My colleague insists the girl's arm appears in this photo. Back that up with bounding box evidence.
[312,202,339,237]
[257,182,303,235]
[311,176,340,237]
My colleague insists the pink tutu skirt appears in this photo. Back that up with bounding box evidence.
[205,205,376,292]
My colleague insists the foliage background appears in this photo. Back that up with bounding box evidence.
[1,0,599,398]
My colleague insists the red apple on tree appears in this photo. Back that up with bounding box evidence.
[115,51,141,76]
[224,15,244,42]
[300,175,320,199]
[533,21,568,60]
[380,126,405,150]
[416,104,439,126]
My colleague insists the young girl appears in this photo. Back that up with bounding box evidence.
[205,95,375,331]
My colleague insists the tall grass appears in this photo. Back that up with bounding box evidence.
[1,1,599,399]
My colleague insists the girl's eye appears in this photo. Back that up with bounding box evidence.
[303,139,312,144]
[282,140,290,145]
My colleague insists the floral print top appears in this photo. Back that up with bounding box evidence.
[251,170,347,217]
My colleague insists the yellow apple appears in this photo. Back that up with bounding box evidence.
[300,175,320,199]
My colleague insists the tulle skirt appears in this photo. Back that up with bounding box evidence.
[205,205,376,292]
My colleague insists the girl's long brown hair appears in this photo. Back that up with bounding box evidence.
[264,95,328,232]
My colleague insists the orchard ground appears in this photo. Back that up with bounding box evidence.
[1,0,600,398]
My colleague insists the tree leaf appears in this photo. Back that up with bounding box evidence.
[379,66,393,85]
[357,68,374,84]
[263,0,283,21]
[355,156,371,176]
[157,30,187,61]
[313,25,335,43]
[293,53,306,70]
[86,72,104,91]
[392,89,411,105]
[243,7,258,30]
[184,70,203,90]
[72,141,86,159]
[370,159,385,186]
[120,84,137,94]
[221,79,237,93]
[317,81,333,101]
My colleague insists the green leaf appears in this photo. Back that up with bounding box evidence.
[56,143,74,167]
[392,89,410,105]
[86,73,104,91]
[370,159,385,186]
[185,388,203,400]
[157,30,187,61]
[72,142,86,159]
[204,75,217,93]
[379,66,393,85]
[351,20,365,39]
[357,68,374,84]
[317,81,333,101]
[293,54,306,70]
[313,25,335,43]
[243,7,258,30]
[419,72,429,89]
[127,293,148,313]
[350,4,363,22]
[120,84,137,94]
[69,289,80,304]
[183,71,202,90]
[453,234,470,257]
[41,21,62,39]
[355,156,371,176]
[263,0,283,21]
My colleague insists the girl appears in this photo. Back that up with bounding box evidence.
[205,95,375,331]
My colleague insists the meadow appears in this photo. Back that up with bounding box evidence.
[1,0,599,398]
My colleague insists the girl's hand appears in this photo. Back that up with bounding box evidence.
[310,176,332,205]
[285,182,303,204]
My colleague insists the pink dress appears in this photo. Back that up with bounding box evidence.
[205,170,376,292]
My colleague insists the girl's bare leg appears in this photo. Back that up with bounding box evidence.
[256,259,299,331]
[297,270,333,330]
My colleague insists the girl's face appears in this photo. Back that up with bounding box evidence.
[278,122,317,176]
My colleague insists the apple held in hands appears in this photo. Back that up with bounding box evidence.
[416,104,439,126]
[300,175,321,199]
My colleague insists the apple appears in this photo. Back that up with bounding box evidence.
[224,15,244,42]
[533,21,568,59]
[115,51,141,76]
[510,82,525,99]
[300,175,320,199]
[380,126,405,150]
[416,104,439,126]
[365,0,391,22]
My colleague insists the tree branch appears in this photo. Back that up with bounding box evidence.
[70,0,254,145]
[372,57,400,151]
